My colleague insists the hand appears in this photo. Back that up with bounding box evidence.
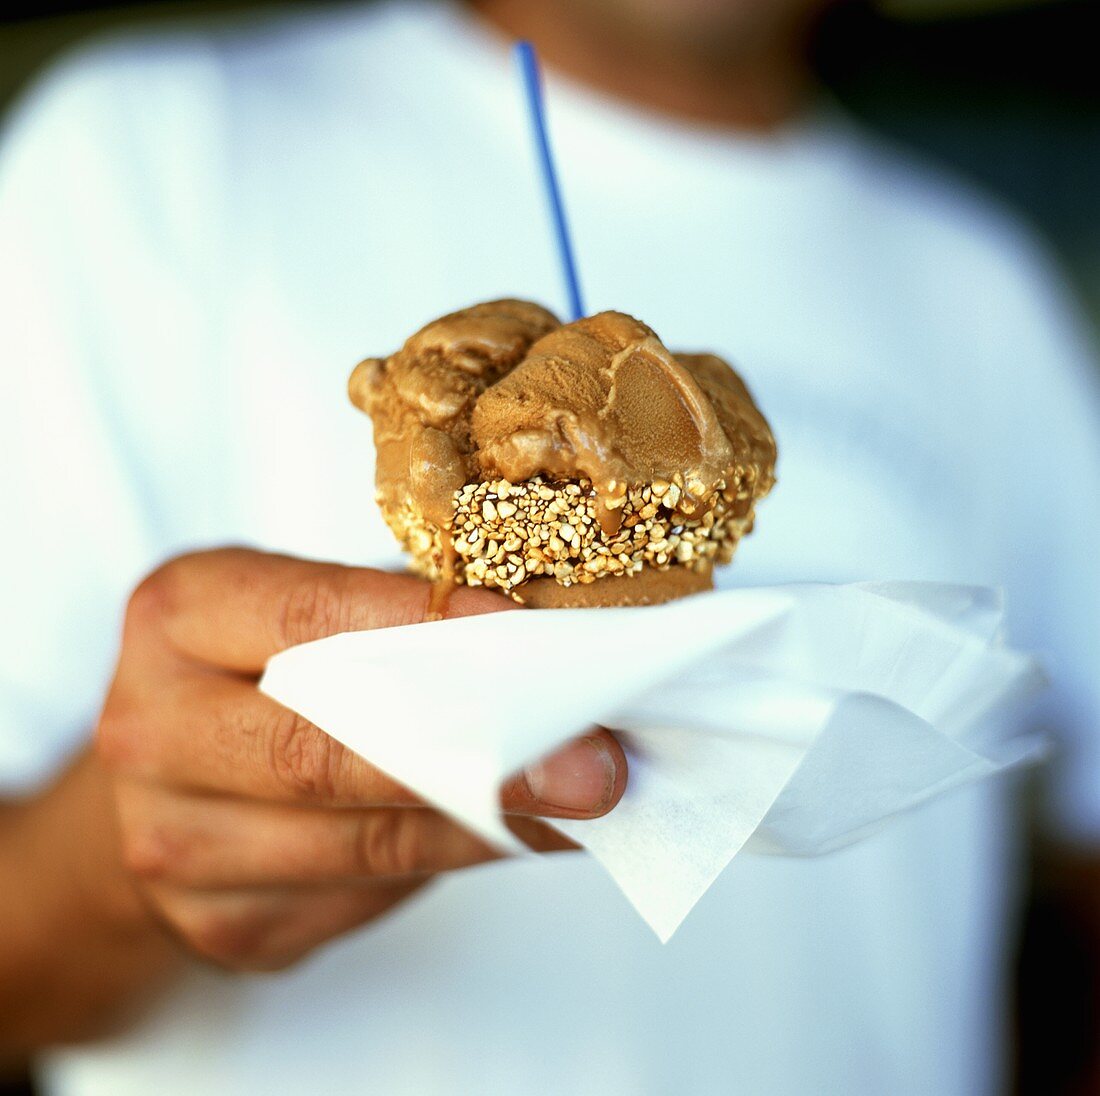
[95,548,627,971]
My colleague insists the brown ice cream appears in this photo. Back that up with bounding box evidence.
[349,299,776,607]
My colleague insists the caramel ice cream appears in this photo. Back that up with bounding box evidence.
[349,300,776,607]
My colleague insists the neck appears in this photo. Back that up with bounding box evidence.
[469,0,817,132]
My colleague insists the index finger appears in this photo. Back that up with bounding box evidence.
[109,671,625,819]
[135,547,513,673]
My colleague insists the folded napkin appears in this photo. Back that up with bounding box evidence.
[259,581,1045,941]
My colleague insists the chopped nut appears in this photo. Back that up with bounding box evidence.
[385,473,755,601]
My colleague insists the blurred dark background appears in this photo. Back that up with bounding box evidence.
[1,1,1097,1093]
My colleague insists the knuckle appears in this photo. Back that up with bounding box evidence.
[356,812,423,877]
[94,696,148,774]
[125,560,182,633]
[269,708,341,801]
[182,908,268,969]
[277,569,351,649]
[119,823,175,882]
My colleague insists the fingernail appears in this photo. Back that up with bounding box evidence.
[523,737,617,813]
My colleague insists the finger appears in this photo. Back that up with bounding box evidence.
[105,673,628,820]
[505,815,579,852]
[149,879,426,972]
[117,786,509,888]
[102,672,428,807]
[130,547,513,674]
[500,729,628,819]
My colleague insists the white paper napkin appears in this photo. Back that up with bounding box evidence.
[259,582,1045,941]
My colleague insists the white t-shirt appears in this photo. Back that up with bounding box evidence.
[2,3,1099,1094]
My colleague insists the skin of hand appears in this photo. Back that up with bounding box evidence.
[0,548,626,1055]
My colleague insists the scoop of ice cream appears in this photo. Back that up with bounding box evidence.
[348,299,559,527]
[349,299,776,604]
[674,352,777,518]
[470,312,741,534]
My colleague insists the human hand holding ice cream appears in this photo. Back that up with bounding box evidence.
[91,549,625,971]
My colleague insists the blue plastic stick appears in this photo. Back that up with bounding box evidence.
[514,40,586,321]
